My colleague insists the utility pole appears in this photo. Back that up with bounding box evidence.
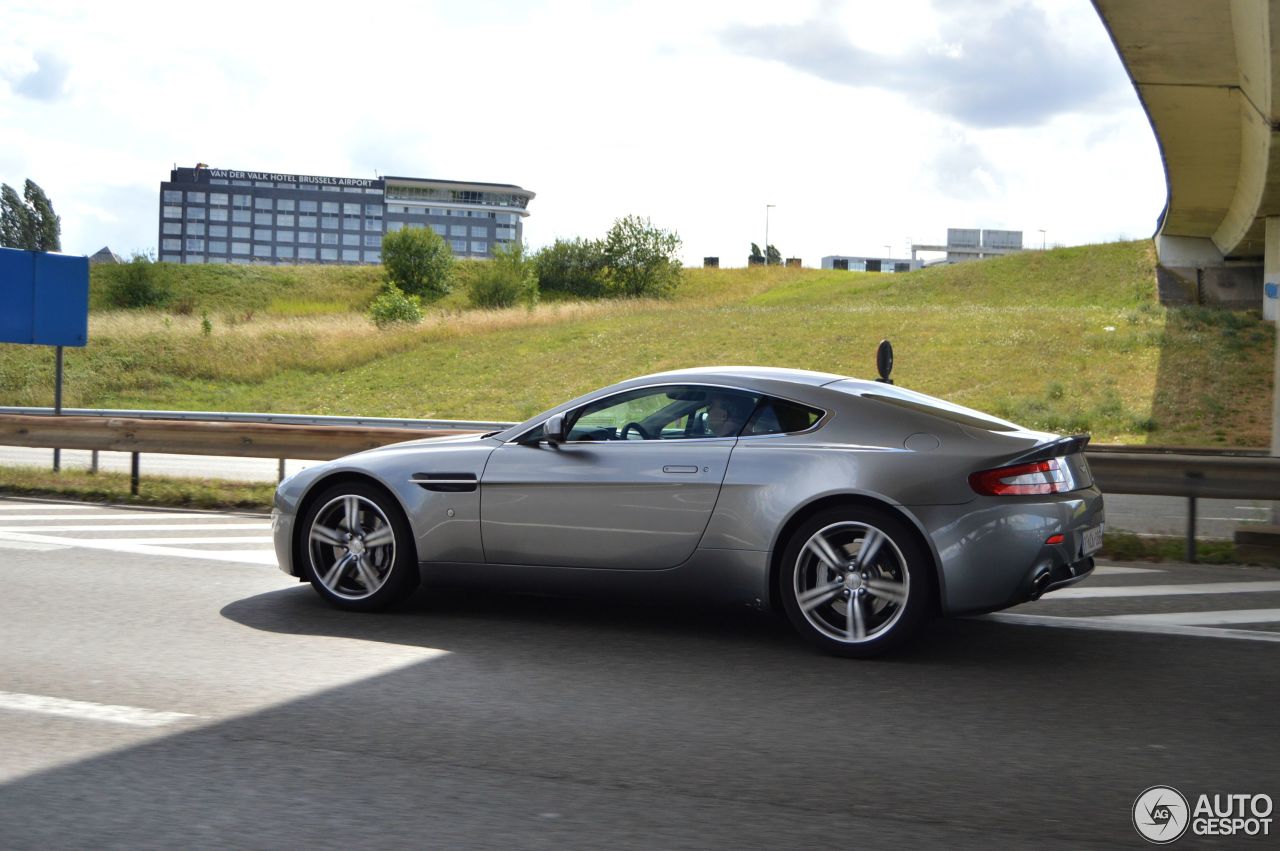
[765,204,775,265]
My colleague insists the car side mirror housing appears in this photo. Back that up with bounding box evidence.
[541,413,566,444]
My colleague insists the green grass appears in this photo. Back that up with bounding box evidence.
[1101,531,1243,565]
[2,241,1272,445]
[0,465,273,511]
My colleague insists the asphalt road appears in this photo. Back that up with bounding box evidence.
[0,496,1276,849]
[3,445,1275,539]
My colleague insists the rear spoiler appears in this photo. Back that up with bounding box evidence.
[1006,434,1091,465]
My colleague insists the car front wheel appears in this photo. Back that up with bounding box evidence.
[779,507,931,657]
[299,482,418,611]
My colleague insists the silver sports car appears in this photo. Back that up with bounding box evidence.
[272,366,1104,656]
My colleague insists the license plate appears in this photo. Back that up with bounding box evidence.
[1082,524,1105,555]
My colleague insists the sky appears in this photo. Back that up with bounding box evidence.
[0,0,1166,266]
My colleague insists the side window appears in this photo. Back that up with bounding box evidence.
[744,396,824,436]
[563,385,760,441]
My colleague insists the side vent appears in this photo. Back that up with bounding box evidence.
[410,473,478,492]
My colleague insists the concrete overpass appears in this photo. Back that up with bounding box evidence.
[1093,0,1280,463]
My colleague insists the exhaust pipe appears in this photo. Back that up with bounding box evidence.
[1028,566,1052,601]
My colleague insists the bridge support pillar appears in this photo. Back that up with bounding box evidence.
[1269,219,1280,525]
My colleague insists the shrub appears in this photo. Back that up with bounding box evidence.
[602,214,683,298]
[381,227,453,301]
[534,238,609,299]
[468,242,538,309]
[107,253,170,309]
[367,284,423,327]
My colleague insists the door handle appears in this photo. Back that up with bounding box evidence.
[663,465,700,474]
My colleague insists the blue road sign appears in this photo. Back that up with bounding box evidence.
[0,247,89,347]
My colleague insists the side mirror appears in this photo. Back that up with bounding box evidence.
[541,413,567,444]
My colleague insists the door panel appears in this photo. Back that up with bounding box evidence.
[480,440,734,569]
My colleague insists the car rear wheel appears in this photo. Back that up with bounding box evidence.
[779,507,931,657]
[299,482,418,611]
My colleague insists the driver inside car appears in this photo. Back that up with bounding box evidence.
[704,393,754,437]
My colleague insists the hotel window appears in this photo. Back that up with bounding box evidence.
[163,222,182,235]
[163,190,183,203]
[186,238,205,252]
[277,198,295,212]
[277,213,294,227]
[232,226,251,239]
[277,230,295,243]
[299,199,317,213]
[208,241,227,254]
[321,247,338,260]
[430,224,446,235]
[254,228,272,241]
[161,254,181,262]
[209,225,228,238]
[232,194,251,208]
[209,208,228,222]
[386,221,403,232]
[342,249,360,261]
[209,193,228,206]
[208,256,228,264]
[210,178,229,186]
[363,251,380,262]
[450,239,466,252]
[297,246,316,260]
[321,216,339,229]
[322,186,341,193]
[343,203,360,215]
[232,242,250,255]
[496,226,515,239]
[187,191,206,204]
[254,181,273,188]
[186,207,206,221]
[343,215,361,230]
[162,238,181,250]
[321,201,339,214]
[298,232,317,244]
[184,255,206,264]
[449,225,466,236]
[163,205,182,219]
[253,244,271,257]
[363,234,381,247]
[232,209,251,223]
[299,214,318,229]
[471,241,487,254]
[387,205,406,214]
[470,226,487,238]
[277,246,295,259]
[321,232,339,245]
[186,222,205,236]
[254,212,272,226]
[365,204,383,217]
[342,233,359,246]
[255,197,273,210]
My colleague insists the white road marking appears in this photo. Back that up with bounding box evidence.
[1092,565,1162,575]
[0,504,98,511]
[978,612,1280,643]
[0,513,228,521]
[0,523,271,532]
[0,690,197,727]
[1099,608,1280,626]
[1049,580,1280,599]
[0,530,277,565]
[70,536,274,545]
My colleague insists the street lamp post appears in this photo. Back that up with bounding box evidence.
[765,204,776,265]
[1039,229,1047,250]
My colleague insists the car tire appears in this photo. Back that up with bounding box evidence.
[779,506,932,657]
[298,481,419,612]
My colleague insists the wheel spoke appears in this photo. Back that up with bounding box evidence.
[847,594,866,641]
[342,496,362,533]
[310,524,346,547]
[865,577,907,605]
[853,528,885,569]
[353,555,382,591]
[363,524,394,548]
[805,534,846,574]
[323,552,355,588]
[798,581,844,612]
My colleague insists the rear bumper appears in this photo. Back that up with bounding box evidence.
[910,485,1104,615]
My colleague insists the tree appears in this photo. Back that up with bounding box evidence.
[24,180,61,251]
[381,226,454,301]
[0,183,32,249]
[535,237,609,299]
[766,244,781,266]
[602,214,683,298]
[748,243,765,265]
[468,241,538,309]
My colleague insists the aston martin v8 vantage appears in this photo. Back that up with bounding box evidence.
[272,367,1104,656]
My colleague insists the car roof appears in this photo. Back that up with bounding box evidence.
[633,366,851,387]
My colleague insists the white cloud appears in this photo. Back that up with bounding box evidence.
[0,0,1165,265]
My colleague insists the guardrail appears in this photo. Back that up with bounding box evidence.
[0,413,1275,563]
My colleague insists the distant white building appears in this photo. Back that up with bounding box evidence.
[89,246,123,264]
[820,255,923,273]
[911,228,1025,264]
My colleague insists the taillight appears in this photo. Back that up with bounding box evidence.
[969,459,1069,496]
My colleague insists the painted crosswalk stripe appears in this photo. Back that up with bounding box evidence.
[69,536,274,545]
[978,612,1280,643]
[0,504,98,511]
[0,513,256,522]
[1092,565,1162,576]
[0,530,276,565]
[0,523,271,532]
[1098,608,1280,626]
[0,690,197,727]
[1048,580,1280,599]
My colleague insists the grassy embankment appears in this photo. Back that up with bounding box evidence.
[2,240,1272,445]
